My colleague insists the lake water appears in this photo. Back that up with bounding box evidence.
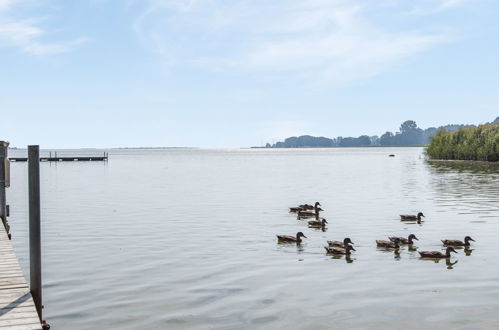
[6,147,499,329]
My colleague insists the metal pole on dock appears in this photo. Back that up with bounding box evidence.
[0,141,9,235]
[28,145,43,321]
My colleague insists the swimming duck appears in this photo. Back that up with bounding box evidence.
[442,236,475,247]
[400,212,425,221]
[328,237,354,248]
[298,209,320,218]
[419,246,457,258]
[277,232,307,244]
[376,238,400,249]
[308,218,328,228]
[324,245,356,255]
[389,234,418,245]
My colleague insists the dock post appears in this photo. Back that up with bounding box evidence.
[0,141,9,235]
[28,145,43,322]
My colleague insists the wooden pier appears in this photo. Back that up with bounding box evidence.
[9,152,108,162]
[0,225,42,330]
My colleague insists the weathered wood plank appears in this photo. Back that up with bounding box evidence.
[0,223,42,329]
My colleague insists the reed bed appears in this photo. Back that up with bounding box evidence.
[426,124,499,161]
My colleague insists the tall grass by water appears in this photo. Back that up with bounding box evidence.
[426,124,499,161]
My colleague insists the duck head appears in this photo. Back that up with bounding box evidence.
[296,232,307,239]
[344,237,354,245]
[464,236,475,243]
[322,219,328,225]
[408,234,418,242]
[417,212,425,219]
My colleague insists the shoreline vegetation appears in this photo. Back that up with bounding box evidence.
[260,117,499,149]
[426,124,499,162]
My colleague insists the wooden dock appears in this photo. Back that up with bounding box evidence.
[0,225,42,330]
[9,156,107,162]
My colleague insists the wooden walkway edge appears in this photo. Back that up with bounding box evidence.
[0,225,42,330]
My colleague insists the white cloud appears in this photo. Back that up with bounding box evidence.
[0,0,88,55]
[133,0,458,86]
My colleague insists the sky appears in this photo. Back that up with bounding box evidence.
[1,0,498,148]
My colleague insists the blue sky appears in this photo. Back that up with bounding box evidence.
[1,0,498,148]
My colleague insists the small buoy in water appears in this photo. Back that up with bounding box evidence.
[389,154,395,157]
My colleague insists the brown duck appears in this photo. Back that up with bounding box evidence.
[389,234,418,245]
[308,218,328,228]
[297,202,322,218]
[277,232,307,244]
[376,238,400,249]
[400,212,425,221]
[419,246,457,258]
[442,236,475,247]
[325,245,356,255]
[328,237,354,248]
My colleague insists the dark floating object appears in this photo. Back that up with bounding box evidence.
[376,238,400,249]
[325,245,356,255]
[442,236,475,247]
[277,232,307,244]
[290,202,322,213]
[400,212,425,221]
[419,247,458,258]
[389,234,418,245]
[308,218,328,228]
[389,154,395,157]
[328,237,354,248]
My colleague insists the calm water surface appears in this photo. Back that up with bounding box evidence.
[7,147,499,329]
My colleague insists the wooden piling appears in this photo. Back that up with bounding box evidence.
[28,146,43,322]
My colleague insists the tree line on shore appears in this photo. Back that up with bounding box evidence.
[426,124,499,161]
[264,117,499,148]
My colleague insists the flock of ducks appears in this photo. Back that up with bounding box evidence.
[277,202,475,261]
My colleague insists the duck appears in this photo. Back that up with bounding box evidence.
[328,237,354,248]
[419,246,457,258]
[376,238,400,249]
[298,202,322,217]
[289,207,304,213]
[299,202,322,211]
[308,218,328,228]
[441,236,475,247]
[400,212,425,221]
[389,234,418,245]
[277,232,307,244]
[324,245,355,255]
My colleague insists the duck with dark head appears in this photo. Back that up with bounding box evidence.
[308,217,328,228]
[277,232,307,244]
[400,212,425,221]
[325,244,356,255]
[297,202,322,218]
[419,247,458,258]
[442,236,475,247]
[328,237,354,248]
[389,234,418,245]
